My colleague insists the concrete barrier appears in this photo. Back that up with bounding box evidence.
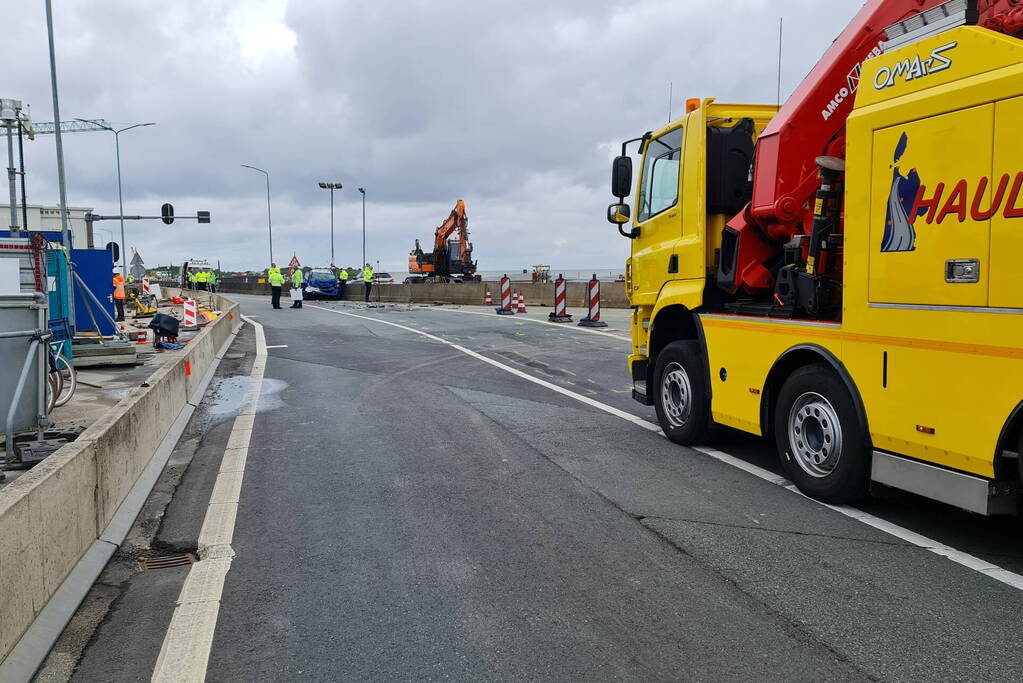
[0,290,243,668]
[215,278,630,308]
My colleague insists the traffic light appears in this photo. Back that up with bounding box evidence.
[161,203,175,225]
[105,241,120,263]
[197,211,211,224]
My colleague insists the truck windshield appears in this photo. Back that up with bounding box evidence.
[638,127,683,222]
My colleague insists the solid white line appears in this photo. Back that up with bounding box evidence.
[151,314,267,683]
[309,304,1023,595]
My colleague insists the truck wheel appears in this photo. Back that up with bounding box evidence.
[774,365,869,503]
[653,341,711,446]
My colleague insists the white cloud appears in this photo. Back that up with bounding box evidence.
[5,0,866,273]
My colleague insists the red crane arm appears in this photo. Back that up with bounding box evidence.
[721,0,1022,295]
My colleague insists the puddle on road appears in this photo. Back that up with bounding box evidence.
[103,388,132,401]
[203,375,287,423]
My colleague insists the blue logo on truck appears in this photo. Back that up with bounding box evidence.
[881,133,925,253]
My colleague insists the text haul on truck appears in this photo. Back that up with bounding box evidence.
[607,0,1023,514]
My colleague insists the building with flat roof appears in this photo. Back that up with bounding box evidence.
[0,204,94,247]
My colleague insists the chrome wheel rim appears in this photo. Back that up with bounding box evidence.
[787,392,843,478]
[661,362,693,429]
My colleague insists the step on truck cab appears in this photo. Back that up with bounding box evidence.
[607,0,1023,514]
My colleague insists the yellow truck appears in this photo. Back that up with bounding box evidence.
[607,0,1023,514]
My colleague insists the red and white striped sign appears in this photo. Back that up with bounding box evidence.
[512,290,519,311]
[183,299,198,327]
[497,276,513,314]
[554,277,567,317]
[587,276,601,322]
[142,277,151,294]
[517,292,527,313]
[484,289,493,306]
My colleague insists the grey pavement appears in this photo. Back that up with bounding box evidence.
[53,293,1023,682]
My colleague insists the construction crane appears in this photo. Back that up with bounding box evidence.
[20,118,112,140]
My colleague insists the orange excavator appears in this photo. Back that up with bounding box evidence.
[406,199,480,283]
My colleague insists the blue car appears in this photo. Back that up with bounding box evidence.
[302,268,340,299]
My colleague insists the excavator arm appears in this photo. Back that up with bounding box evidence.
[718,0,1023,296]
[433,199,469,259]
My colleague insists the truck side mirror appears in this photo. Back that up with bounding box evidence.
[611,156,632,199]
[607,203,631,225]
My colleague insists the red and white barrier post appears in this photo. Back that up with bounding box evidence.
[183,299,198,328]
[517,290,527,313]
[484,288,493,306]
[496,275,514,315]
[578,274,608,328]
[548,274,572,323]
[142,277,151,295]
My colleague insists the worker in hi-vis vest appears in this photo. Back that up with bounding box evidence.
[363,264,373,302]
[208,270,217,294]
[290,267,304,309]
[338,267,349,300]
[112,270,126,321]
[267,264,284,309]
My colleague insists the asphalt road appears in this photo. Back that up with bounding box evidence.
[63,293,1023,682]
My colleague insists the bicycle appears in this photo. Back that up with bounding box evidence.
[47,342,76,412]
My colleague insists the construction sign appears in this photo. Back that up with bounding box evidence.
[288,255,301,269]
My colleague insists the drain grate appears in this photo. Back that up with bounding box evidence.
[138,553,196,570]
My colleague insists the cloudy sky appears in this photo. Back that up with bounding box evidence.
[7,0,865,273]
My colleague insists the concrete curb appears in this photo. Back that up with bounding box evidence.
[0,292,244,681]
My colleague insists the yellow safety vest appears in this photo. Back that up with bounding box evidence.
[291,270,304,287]
[268,269,284,286]
[340,269,349,281]
[363,268,373,283]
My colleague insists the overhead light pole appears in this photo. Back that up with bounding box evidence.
[78,118,156,278]
[317,181,342,266]
[241,164,273,265]
[357,187,366,268]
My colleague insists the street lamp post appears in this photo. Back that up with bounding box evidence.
[317,181,342,265]
[78,119,156,278]
[357,187,366,268]
[241,164,273,265]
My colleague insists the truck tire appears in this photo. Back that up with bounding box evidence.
[774,365,869,503]
[653,341,711,446]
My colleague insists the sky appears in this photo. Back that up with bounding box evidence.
[5,0,867,273]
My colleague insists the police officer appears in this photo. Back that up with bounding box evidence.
[267,263,284,309]
[363,263,374,302]
[290,267,305,308]
[338,266,349,300]
[187,269,196,290]
[194,269,207,291]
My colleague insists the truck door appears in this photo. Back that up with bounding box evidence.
[868,104,994,308]
[989,96,1023,309]
[631,125,684,305]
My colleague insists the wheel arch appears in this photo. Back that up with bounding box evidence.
[648,304,710,399]
[761,344,871,445]
[994,400,1023,481]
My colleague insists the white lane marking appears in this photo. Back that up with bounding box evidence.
[309,304,1023,594]
[152,315,267,682]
